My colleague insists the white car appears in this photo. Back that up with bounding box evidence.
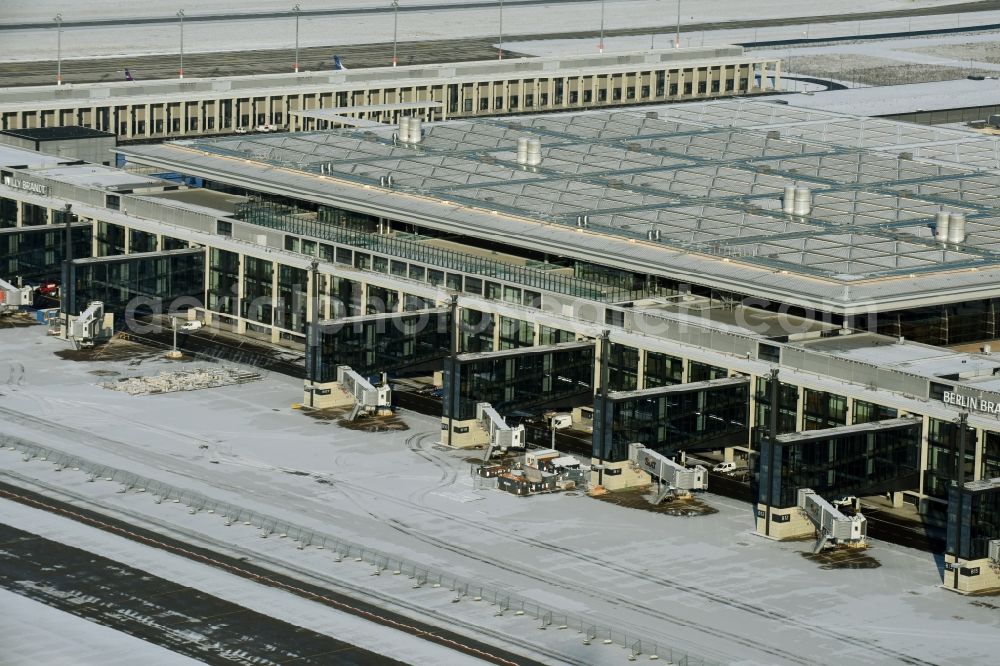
[713,461,738,474]
[179,320,203,332]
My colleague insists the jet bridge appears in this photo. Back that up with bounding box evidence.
[628,443,707,503]
[67,301,113,349]
[798,488,867,552]
[477,402,525,461]
[337,366,391,419]
[0,278,33,315]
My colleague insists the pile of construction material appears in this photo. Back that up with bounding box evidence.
[101,367,261,396]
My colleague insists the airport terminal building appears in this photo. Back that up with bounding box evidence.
[2,97,1000,585]
[0,47,780,141]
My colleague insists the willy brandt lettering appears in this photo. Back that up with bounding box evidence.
[2,175,49,196]
[944,391,1000,415]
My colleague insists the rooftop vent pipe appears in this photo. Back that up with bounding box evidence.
[409,117,423,144]
[647,228,661,241]
[948,212,966,244]
[398,116,411,143]
[935,211,950,242]
[793,187,812,216]
[782,185,796,214]
[576,215,589,228]
[526,138,542,166]
[517,137,529,165]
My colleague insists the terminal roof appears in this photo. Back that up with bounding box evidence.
[1,126,115,142]
[118,98,1000,314]
[773,78,1000,118]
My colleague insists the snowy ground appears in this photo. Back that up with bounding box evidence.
[0,499,489,666]
[0,324,998,665]
[0,587,203,666]
[0,0,985,62]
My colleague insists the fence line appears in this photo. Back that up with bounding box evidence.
[1,434,714,666]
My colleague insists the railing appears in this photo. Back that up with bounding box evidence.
[234,201,656,302]
[1,434,716,666]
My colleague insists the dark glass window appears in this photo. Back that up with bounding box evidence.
[803,389,847,431]
[129,228,158,254]
[443,345,594,422]
[241,255,274,325]
[926,417,978,500]
[460,309,494,353]
[599,381,749,462]
[498,316,533,350]
[689,361,727,382]
[644,351,683,388]
[755,376,798,441]
[760,422,921,508]
[608,343,639,391]
[208,248,239,316]
[853,400,898,425]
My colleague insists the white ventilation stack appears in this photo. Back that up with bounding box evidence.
[793,187,812,216]
[409,117,423,144]
[516,137,529,165]
[935,211,950,243]
[948,212,967,244]
[398,116,411,143]
[782,185,796,214]
[526,138,542,166]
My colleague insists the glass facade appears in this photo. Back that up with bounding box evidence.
[129,228,158,254]
[329,275,362,317]
[802,389,847,431]
[309,310,451,381]
[754,376,799,441]
[460,309,494,353]
[67,249,205,319]
[644,351,683,388]
[207,248,239,316]
[688,361,727,382]
[853,399,898,425]
[275,264,307,333]
[596,379,750,462]
[366,284,399,314]
[21,202,47,227]
[759,419,922,508]
[236,200,627,301]
[607,343,639,392]
[0,197,17,228]
[865,299,1000,346]
[241,255,273,325]
[926,418,978,500]
[948,482,1000,560]
[443,344,595,422]
[539,326,574,346]
[0,225,91,281]
[498,316,533,350]
[983,432,1000,481]
[96,221,126,256]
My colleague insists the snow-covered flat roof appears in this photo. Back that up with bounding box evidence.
[119,97,1000,313]
[775,78,1000,117]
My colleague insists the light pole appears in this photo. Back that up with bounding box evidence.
[392,0,399,67]
[498,0,504,60]
[177,9,185,79]
[54,13,63,85]
[674,0,681,48]
[293,4,301,73]
[599,0,605,54]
